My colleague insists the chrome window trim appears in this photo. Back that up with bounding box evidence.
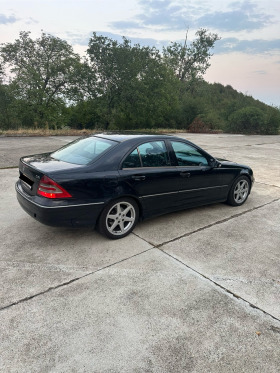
[136,147,143,167]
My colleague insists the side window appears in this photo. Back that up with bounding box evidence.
[138,141,170,167]
[122,149,141,168]
[122,141,170,168]
[171,141,209,167]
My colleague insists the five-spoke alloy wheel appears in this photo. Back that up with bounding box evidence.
[227,176,250,206]
[98,198,139,239]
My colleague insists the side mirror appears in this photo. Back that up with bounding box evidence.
[209,159,221,168]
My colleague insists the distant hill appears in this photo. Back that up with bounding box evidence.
[179,81,280,135]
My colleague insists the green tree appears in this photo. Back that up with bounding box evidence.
[0,31,81,128]
[163,29,220,83]
[86,33,179,129]
[0,83,16,129]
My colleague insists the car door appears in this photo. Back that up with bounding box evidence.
[168,140,229,207]
[118,140,180,218]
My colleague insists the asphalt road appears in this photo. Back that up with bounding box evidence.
[1,134,280,372]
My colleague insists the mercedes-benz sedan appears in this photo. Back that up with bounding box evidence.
[16,134,254,239]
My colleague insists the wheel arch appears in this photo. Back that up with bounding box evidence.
[229,171,252,196]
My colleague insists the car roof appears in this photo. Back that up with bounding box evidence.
[94,133,177,143]
[76,132,213,171]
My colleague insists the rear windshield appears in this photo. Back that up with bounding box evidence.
[51,137,117,165]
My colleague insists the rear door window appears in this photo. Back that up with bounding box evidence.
[122,141,170,168]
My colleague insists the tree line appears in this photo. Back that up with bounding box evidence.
[0,30,279,134]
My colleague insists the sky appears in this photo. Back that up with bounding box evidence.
[1,0,280,106]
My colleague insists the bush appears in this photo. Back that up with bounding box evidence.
[188,116,222,133]
[263,108,280,135]
[227,107,279,135]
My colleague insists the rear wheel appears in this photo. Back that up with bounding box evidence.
[98,198,139,239]
[227,176,250,206]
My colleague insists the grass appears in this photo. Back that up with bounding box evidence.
[0,128,95,137]
[0,128,187,137]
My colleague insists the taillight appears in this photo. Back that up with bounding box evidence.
[37,175,72,199]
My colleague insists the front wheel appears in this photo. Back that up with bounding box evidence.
[97,198,139,239]
[227,176,250,206]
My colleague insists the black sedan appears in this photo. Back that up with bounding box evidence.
[16,134,254,239]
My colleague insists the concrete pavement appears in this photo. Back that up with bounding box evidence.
[0,134,279,372]
[0,136,77,169]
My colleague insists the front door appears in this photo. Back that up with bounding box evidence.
[168,140,228,207]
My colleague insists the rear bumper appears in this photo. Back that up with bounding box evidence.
[16,181,104,227]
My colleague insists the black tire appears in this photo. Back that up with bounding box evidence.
[97,198,139,239]
[227,176,250,206]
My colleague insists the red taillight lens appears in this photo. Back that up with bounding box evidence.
[37,175,72,199]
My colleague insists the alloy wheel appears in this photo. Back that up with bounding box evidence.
[106,201,136,236]
[233,179,249,204]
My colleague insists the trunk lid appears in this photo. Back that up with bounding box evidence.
[19,153,82,196]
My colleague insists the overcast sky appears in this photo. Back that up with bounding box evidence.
[1,0,279,106]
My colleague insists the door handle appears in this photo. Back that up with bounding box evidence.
[131,175,146,181]
[180,171,191,178]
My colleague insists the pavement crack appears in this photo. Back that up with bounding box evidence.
[132,231,155,246]
[159,249,280,323]
[245,142,280,147]
[0,247,153,312]
[255,181,280,189]
[255,142,280,146]
[270,325,280,334]
[156,198,280,248]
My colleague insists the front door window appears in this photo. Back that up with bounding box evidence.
[170,141,209,167]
